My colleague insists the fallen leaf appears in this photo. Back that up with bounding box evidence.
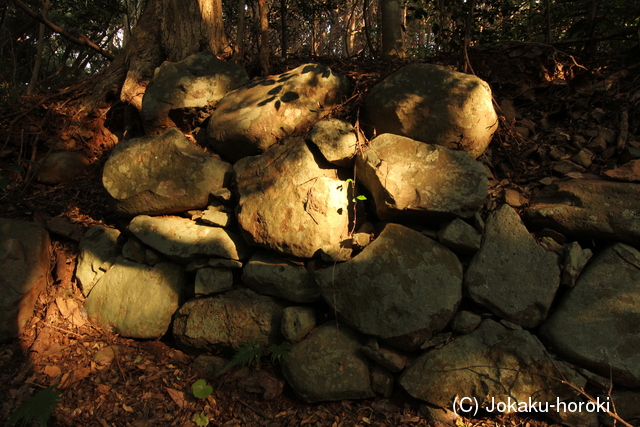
[122,403,134,413]
[165,387,186,408]
[43,365,61,378]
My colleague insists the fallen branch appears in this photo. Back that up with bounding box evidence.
[11,0,115,61]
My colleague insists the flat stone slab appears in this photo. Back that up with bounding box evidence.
[84,257,185,339]
[207,63,350,162]
[173,288,286,352]
[314,223,462,350]
[128,215,251,261]
[526,179,640,245]
[234,138,350,260]
[281,323,374,403]
[142,51,249,134]
[464,204,560,328]
[102,128,233,216]
[399,319,584,409]
[356,134,488,222]
[541,243,640,387]
[361,64,498,159]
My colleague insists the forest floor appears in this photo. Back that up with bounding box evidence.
[0,43,638,427]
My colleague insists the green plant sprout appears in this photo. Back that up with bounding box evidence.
[222,341,292,372]
[6,385,61,427]
[191,411,209,426]
[191,379,213,399]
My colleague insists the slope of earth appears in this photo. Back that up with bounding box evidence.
[0,43,638,427]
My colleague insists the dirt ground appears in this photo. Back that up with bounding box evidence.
[1,44,638,426]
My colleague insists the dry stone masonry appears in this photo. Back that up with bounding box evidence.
[6,57,640,426]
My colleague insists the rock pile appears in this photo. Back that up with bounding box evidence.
[4,53,640,426]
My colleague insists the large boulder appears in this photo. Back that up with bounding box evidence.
[540,243,640,387]
[206,64,351,162]
[361,64,497,159]
[464,204,560,328]
[76,225,123,297]
[356,134,488,222]
[84,257,185,339]
[141,51,249,134]
[128,215,251,262]
[102,128,233,216]
[234,138,350,260]
[526,179,640,245]
[0,219,50,342]
[314,223,462,350]
[173,288,286,352]
[281,323,374,403]
[399,320,584,410]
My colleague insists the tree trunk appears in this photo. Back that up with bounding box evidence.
[234,0,246,62]
[258,0,270,75]
[280,0,287,57]
[27,0,50,95]
[77,0,228,114]
[381,0,404,58]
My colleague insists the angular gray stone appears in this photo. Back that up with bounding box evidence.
[399,319,585,409]
[242,250,319,303]
[370,366,394,398]
[84,257,185,339]
[356,134,488,222]
[437,218,482,255]
[540,243,640,387]
[234,138,350,260]
[604,159,640,182]
[195,267,234,296]
[314,223,463,350]
[360,344,408,373]
[362,64,498,159]
[281,323,374,403]
[0,219,50,342]
[450,310,482,334]
[37,151,89,184]
[173,288,286,352]
[207,64,351,162]
[464,204,560,328]
[128,215,251,261]
[526,179,640,245]
[281,306,316,342]
[122,237,146,264]
[102,128,233,216]
[141,51,249,134]
[200,208,233,228]
[307,118,358,167]
[561,241,593,287]
[76,225,122,297]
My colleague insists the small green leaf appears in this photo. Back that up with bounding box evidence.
[267,342,292,363]
[192,411,210,426]
[0,176,9,191]
[345,178,354,183]
[133,355,143,364]
[6,385,61,427]
[8,164,24,173]
[355,195,367,201]
[191,379,213,399]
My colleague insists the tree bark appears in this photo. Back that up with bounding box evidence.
[75,0,228,114]
[258,0,270,75]
[280,0,287,57]
[233,0,246,62]
[381,0,404,58]
[27,0,50,95]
